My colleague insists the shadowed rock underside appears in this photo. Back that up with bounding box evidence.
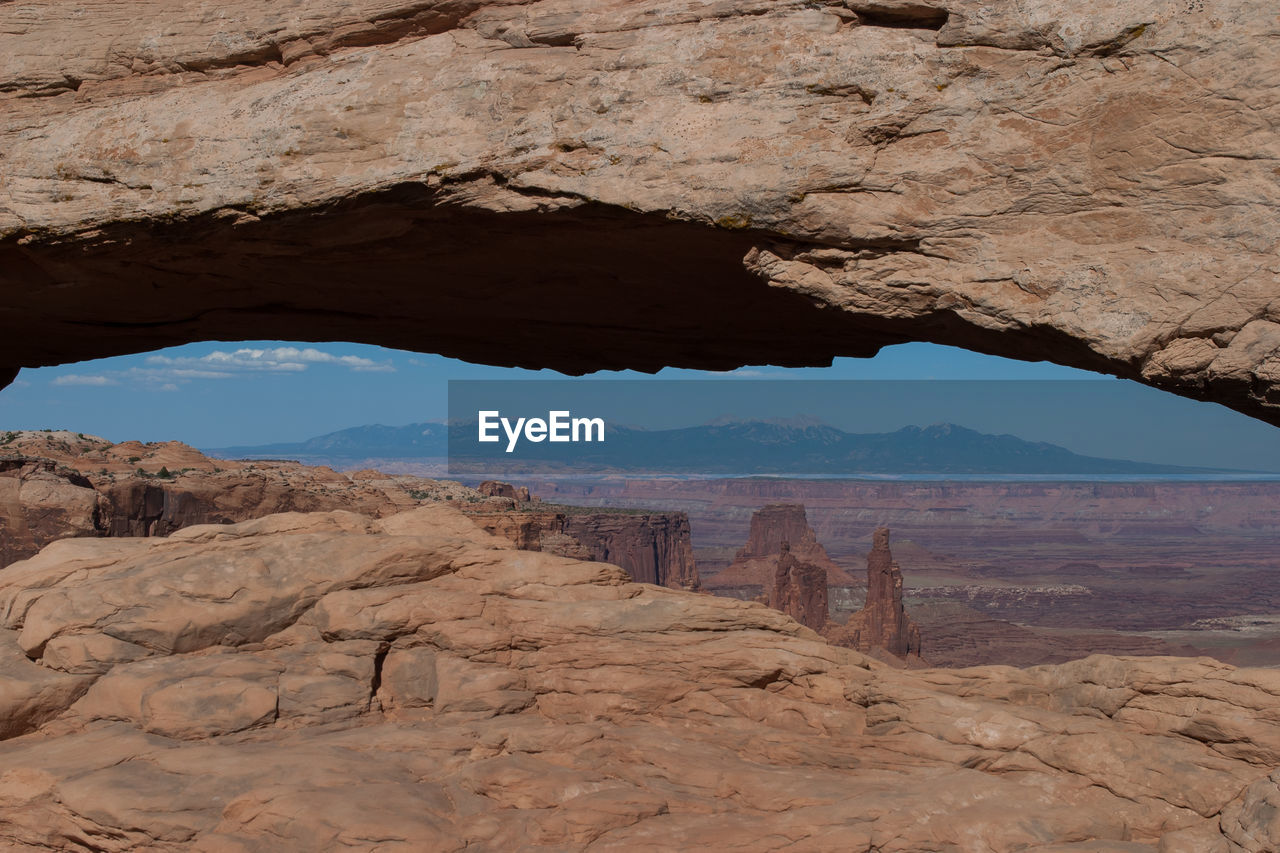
[0,0,1277,425]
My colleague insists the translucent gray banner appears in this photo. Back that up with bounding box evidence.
[446,379,1280,480]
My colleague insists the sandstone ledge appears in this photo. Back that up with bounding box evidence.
[0,505,1275,850]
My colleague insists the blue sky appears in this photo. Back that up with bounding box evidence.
[2,340,1279,470]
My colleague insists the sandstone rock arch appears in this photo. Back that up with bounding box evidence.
[1,0,1277,423]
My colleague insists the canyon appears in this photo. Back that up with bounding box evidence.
[2,0,1279,843]
[532,477,1280,667]
[727,504,922,663]
[0,433,698,591]
[10,430,1267,670]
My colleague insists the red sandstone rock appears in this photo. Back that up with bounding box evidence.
[1,0,1278,430]
[827,527,923,662]
[468,508,700,590]
[464,508,606,566]
[0,458,104,568]
[0,432,700,593]
[712,504,855,588]
[769,542,828,632]
[562,512,699,590]
[478,480,531,502]
[0,432,466,566]
[529,477,1280,667]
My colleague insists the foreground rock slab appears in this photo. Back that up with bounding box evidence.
[2,0,1279,426]
[0,506,1276,850]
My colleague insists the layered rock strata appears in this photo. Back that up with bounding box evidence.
[0,432,440,566]
[562,512,699,590]
[467,507,700,590]
[0,506,1276,850]
[0,457,102,568]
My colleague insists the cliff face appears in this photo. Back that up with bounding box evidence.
[0,458,103,567]
[534,477,1280,666]
[711,503,854,588]
[533,478,1280,549]
[478,480,531,502]
[466,509,564,553]
[461,509,607,565]
[735,503,829,561]
[828,527,923,661]
[465,481,704,584]
[562,512,699,590]
[769,542,828,632]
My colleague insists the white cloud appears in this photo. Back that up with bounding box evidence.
[147,346,394,375]
[48,346,395,392]
[128,367,234,381]
[53,374,118,387]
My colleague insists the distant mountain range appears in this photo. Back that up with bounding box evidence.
[213,423,450,460]
[207,421,1265,476]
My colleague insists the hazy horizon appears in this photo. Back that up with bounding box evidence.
[3,340,1280,472]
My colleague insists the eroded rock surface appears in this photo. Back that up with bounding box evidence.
[0,456,102,569]
[827,526,923,662]
[467,506,700,589]
[0,505,1276,850]
[0,431,452,566]
[477,480,531,502]
[712,503,853,588]
[0,432,701,591]
[562,511,699,590]
[1,0,1278,425]
[768,541,829,632]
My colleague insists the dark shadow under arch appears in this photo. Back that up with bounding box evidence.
[0,185,1268,429]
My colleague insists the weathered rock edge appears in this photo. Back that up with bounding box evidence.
[1,0,1278,425]
[0,505,1278,850]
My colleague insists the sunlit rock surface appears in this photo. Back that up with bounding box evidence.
[0,505,1275,850]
